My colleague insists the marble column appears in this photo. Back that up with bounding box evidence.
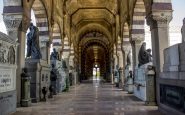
[113,54,118,70]
[131,40,143,69]
[40,38,50,61]
[117,48,124,87]
[147,10,172,105]
[3,13,23,106]
[118,68,124,88]
[147,12,172,74]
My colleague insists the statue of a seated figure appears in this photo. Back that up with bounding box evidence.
[138,42,152,67]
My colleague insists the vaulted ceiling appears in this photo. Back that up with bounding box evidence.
[24,0,152,46]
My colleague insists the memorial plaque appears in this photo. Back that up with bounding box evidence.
[160,84,185,113]
[0,68,15,93]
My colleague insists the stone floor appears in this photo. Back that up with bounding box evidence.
[13,81,163,115]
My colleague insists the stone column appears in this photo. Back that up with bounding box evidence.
[40,38,50,61]
[69,49,75,86]
[131,40,143,69]
[147,12,172,73]
[118,67,124,88]
[117,40,125,87]
[3,13,23,106]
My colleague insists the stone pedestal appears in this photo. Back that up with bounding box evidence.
[50,60,67,93]
[159,42,185,115]
[134,62,156,105]
[21,73,31,107]
[0,32,17,115]
[127,77,134,94]
[124,67,130,91]
[25,59,50,102]
[118,68,124,89]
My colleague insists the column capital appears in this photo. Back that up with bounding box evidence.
[130,38,143,45]
[122,45,131,53]
[3,14,23,39]
[131,35,145,42]
[147,10,172,28]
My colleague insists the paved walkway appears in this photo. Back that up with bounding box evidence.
[13,81,163,115]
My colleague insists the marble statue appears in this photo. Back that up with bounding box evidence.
[26,23,42,59]
[181,18,185,42]
[126,51,131,67]
[50,48,59,60]
[138,42,152,67]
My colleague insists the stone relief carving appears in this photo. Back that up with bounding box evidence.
[3,17,22,30]
[0,41,16,64]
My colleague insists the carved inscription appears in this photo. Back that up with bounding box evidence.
[0,69,14,93]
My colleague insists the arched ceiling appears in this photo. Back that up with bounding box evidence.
[24,0,152,48]
[76,23,111,44]
[85,45,106,62]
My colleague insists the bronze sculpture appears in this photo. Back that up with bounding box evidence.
[26,23,42,59]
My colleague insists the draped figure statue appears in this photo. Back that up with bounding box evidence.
[138,42,152,67]
[26,23,42,59]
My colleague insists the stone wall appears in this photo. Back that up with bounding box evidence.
[159,42,185,115]
[0,32,17,115]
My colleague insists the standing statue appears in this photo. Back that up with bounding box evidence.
[26,23,42,59]
[181,18,185,42]
[126,51,131,69]
[138,42,152,67]
[50,48,59,60]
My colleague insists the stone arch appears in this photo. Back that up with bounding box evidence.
[123,23,130,42]
[131,0,146,41]
[52,22,62,59]
[122,22,132,68]
[130,0,146,68]
[76,23,112,44]
[80,39,110,80]
[31,0,49,37]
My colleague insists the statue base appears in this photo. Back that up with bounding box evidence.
[134,62,156,105]
[25,59,50,103]
[21,99,31,107]
[159,43,185,115]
